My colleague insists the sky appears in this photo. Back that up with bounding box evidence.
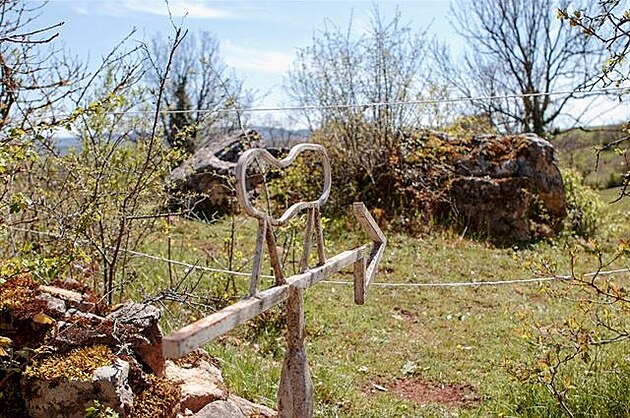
[33,0,630,128]
[37,1,453,121]
[35,0,459,125]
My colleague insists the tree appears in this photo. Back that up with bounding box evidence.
[148,31,253,156]
[0,0,85,133]
[559,0,630,88]
[558,1,630,199]
[285,7,432,213]
[0,0,87,255]
[439,0,600,136]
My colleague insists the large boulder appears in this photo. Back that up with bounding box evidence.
[167,130,261,218]
[445,133,566,242]
[167,130,287,219]
[394,132,566,243]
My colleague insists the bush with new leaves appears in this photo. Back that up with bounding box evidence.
[561,168,604,238]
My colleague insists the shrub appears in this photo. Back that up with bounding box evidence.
[561,168,604,238]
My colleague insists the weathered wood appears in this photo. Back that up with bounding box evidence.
[352,202,387,304]
[299,208,315,273]
[163,285,288,359]
[314,208,326,265]
[352,202,386,244]
[163,247,366,359]
[265,222,285,285]
[250,218,267,296]
[165,144,387,417]
[278,286,313,417]
[353,251,368,305]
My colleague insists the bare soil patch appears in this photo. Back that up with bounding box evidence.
[366,378,482,409]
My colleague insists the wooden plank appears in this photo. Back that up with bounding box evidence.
[365,240,386,291]
[278,286,312,417]
[289,247,365,289]
[265,222,285,285]
[249,218,267,296]
[163,285,288,358]
[299,208,315,273]
[352,202,386,244]
[314,208,326,265]
[163,246,366,359]
[352,202,387,302]
[353,252,367,305]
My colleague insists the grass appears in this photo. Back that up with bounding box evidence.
[120,186,630,417]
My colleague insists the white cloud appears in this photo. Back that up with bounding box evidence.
[76,1,236,20]
[126,1,234,19]
[222,40,293,75]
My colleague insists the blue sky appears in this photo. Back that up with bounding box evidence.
[37,1,454,111]
[34,0,630,128]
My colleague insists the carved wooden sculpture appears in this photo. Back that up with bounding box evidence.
[163,143,386,417]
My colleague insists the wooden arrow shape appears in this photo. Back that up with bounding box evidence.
[352,202,387,305]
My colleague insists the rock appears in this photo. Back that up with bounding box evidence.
[228,394,277,417]
[192,400,244,418]
[39,284,96,312]
[166,130,261,218]
[23,358,132,418]
[165,359,226,413]
[36,292,66,316]
[453,133,566,221]
[425,132,567,243]
[448,176,534,242]
[167,130,289,218]
[93,360,134,414]
[107,303,165,376]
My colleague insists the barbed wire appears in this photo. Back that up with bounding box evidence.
[7,226,630,289]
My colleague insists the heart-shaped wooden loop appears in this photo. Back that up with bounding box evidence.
[235,143,331,226]
[234,144,331,296]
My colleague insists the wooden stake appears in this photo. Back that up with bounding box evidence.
[278,286,313,417]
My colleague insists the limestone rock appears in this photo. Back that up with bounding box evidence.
[107,302,165,376]
[165,359,226,413]
[93,360,134,413]
[167,130,289,218]
[228,394,277,417]
[23,359,132,418]
[166,130,261,217]
[417,132,568,243]
[192,400,244,418]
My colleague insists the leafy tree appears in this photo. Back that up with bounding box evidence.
[437,0,601,136]
[503,7,630,416]
[148,31,253,157]
[0,0,182,303]
[0,0,86,256]
[0,0,84,132]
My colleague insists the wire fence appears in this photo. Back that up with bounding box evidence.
[7,226,630,291]
[65,85,630,116]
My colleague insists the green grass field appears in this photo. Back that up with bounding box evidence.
[126,187,630,417]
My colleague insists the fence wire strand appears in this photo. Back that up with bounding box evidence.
[7,226,630,289]
[57,85,629,117]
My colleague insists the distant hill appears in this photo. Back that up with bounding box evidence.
[250,126,310,146]
[551,124,628,189]
[53,126,312,155]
